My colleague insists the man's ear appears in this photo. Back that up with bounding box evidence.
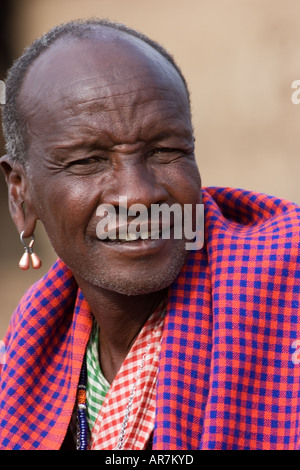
[0,154,38,237]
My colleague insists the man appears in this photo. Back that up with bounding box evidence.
[1,19,300,450]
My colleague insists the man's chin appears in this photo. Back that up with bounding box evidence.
[79,269,179,296]
[73,248,190,297]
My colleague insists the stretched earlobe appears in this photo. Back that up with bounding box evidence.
[0,154,38,239]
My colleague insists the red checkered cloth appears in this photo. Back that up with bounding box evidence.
[89,304,165,450]
[1,187,300,450]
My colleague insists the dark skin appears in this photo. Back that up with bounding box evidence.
[1,31,202,383]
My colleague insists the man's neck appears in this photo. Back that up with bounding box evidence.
[74,276,167,383]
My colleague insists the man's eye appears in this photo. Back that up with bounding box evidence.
[68,156,104,166]
[147,148,184,163]
[148,148,178,158]
[66,156,108,174]
[151,148,175,155]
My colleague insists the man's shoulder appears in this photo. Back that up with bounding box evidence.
[202,186,300,231]
[5,259,77,334]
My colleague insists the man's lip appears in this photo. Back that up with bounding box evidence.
[96,225,176,258]
[98,234,174,257]
[97,222,173,241]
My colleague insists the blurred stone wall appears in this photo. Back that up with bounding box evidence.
[1,0,300,336]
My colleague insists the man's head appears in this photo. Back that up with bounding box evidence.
[1,19,201,296]
[2,18,190,166]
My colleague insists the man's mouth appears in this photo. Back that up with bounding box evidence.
[101,226,170,243]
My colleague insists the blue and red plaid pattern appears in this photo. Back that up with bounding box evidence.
[1,187,300,449]
[0,265,93,449]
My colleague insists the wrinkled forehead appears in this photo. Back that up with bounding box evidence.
[18,30,190,117]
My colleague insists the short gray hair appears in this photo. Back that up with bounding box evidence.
[1,18,190,165]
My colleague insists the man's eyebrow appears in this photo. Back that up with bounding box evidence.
[53,139,99,151]
[150,128,194,143]
[51,126,193,153]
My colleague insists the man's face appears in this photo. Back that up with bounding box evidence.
[20,33,202,295]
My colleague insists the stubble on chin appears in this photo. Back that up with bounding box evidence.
[73,243,190,296]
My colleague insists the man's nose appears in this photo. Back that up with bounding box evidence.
[101,161,169,210]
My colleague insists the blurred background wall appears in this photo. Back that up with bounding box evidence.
[1,0,300,336]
